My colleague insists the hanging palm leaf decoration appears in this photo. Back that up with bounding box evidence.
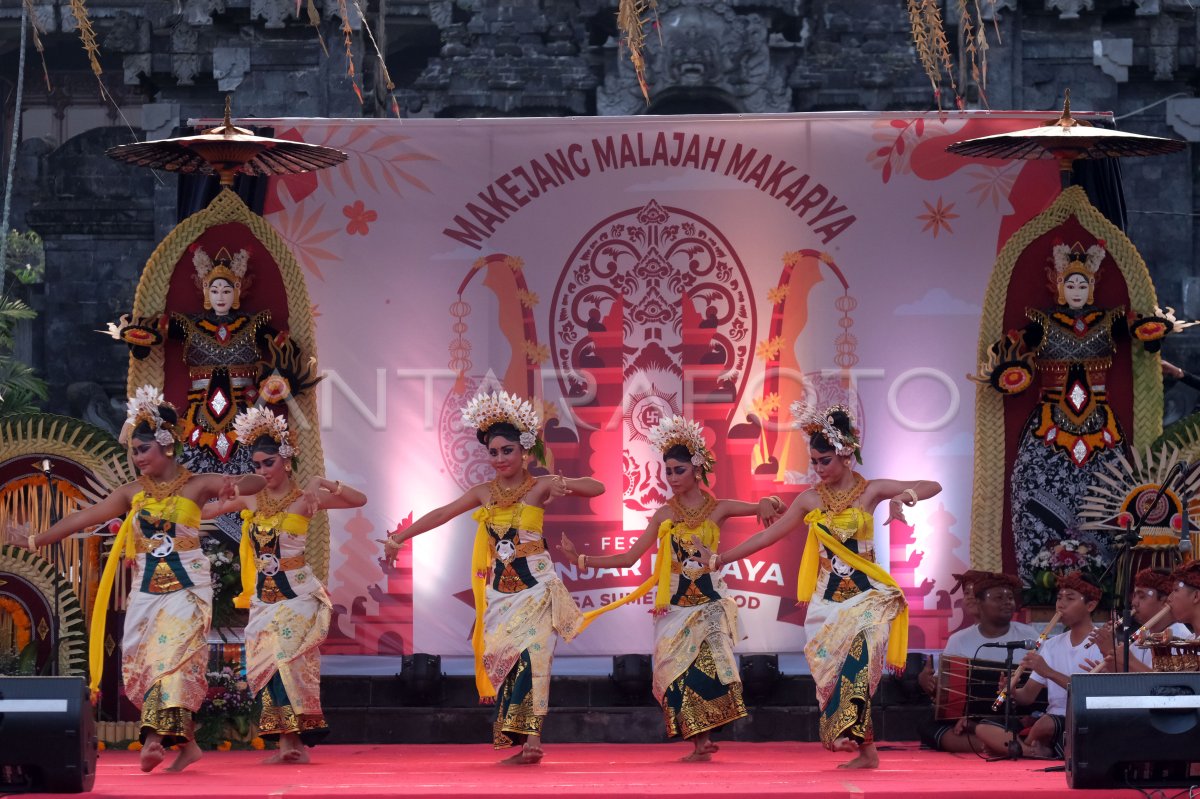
[617,0,658,103]
[906,0,998,109]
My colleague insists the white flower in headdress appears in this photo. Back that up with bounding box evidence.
[233,406,296,458]
[648,415,715,475]
[790,401,860,457]
[125,385,180,445]
[461,390,542,448]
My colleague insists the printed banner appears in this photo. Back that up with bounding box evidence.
[244,111,1073,658]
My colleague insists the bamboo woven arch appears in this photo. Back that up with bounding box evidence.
[124,188,330,580]
[970,185,1163,572]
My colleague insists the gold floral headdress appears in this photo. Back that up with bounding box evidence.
[124,385,180,447]
[233,406,296,459]
[1051,241,1105,304]
[193,246,250,310]
[461,390,543,459]
[791,401,861,460]
[647,415,716,479]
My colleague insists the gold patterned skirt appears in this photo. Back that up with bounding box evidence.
[804,566,904,749]
[121,581,212,745]
[482,578,583,748]
[246,582,332,745]
[653,598,746,739]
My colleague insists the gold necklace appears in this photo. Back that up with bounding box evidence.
[668,492,717,530]
[815,472,866,514]
[256,484,303,519]
[488,472,534,508]
[138,467,193,501]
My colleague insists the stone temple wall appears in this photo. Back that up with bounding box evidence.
[1,0,1198,424]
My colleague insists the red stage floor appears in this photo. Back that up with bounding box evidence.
[36,743,1146,798]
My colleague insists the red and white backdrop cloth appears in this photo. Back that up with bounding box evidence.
[246,111,1073,660]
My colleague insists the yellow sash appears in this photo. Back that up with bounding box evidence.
[235,510,310,609]
[468,504,545,699]
[796,507,908,672]
[576,517,721,630]
[468,507,721,700]
[88,493,202,696]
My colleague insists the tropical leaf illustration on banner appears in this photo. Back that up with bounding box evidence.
[266,199,342,280]
[965,164,1019,213]
[866,116,947,184]
[264,126,437,212]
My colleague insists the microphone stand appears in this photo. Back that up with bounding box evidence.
[39,459,61,677]
[988,644,1022,762]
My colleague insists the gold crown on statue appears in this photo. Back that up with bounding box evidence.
[125,385,180,447]
[233,406,296,458]
[194,246,250,309]
[1052,241,1105,283]
[647,415,715,474]
[791,401,860,457]
[461,390,542,450]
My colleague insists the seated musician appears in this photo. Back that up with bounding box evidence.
[972,572,1101,758]
[917,571,1039,752]
[1088,568,1192,672]
[1165,561,1200,639]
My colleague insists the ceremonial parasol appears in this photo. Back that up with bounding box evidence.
[946,90,1185,187]
[106,97,346,187]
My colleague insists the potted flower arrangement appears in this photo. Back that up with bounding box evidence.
[194,661,259,750]
[202,537,247,631]
[1026,538,1112,609]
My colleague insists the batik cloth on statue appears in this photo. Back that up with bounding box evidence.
[237,508,331,744]
[470,503,584,748]
[798,507,907,749]
[651,518,747,739]
[91,493,212,745]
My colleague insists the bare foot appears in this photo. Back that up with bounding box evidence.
[261,751,284,765]
[164,741,202,773]
[681,736,720,761]
[280,748,310,764]
[501,742,543,765]
[139,741,166,773]
[837,743,879,770]
[831,737,859,754]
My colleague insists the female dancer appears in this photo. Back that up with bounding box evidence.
[203,407,366,763]
[27,386,264,773]
[383,390,603,764]
[701,403,940,769]
[559,415,782,761]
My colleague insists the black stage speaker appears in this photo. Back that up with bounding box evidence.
[0,676,97,793]
[1065,672,1200,790]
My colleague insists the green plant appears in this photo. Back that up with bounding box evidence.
[0,294,46,416]
[4,230,44,285]
[0,641,40,676]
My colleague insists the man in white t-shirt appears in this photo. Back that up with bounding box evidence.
[917,572,1040,753]
[1088,568,1192,671]
[973,571,1101,759]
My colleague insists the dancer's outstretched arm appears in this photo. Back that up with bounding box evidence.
[29,485,137,547]
[705,491,818,567]
[558,505,668,570]
[305,476,368,510]
[865,479,941,524]
[714,495,785,527]
[382,484,486,556]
